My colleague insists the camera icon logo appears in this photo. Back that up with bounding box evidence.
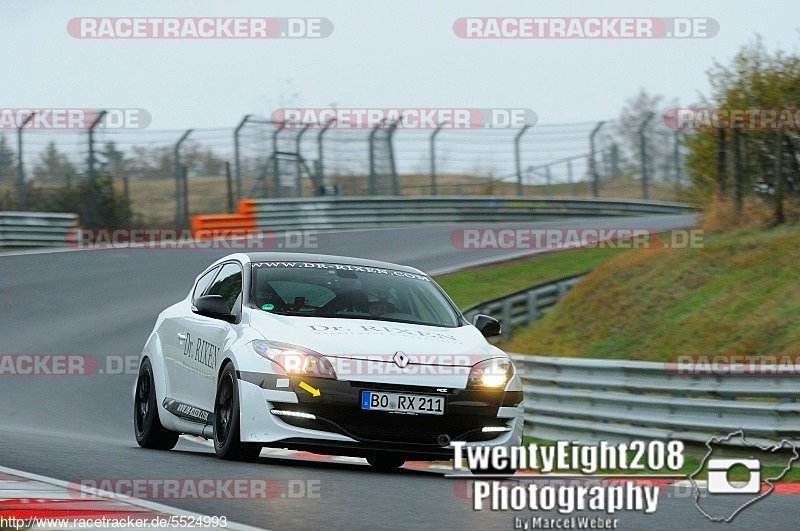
[707,458,761,494]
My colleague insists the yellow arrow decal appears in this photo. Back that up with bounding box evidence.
[298,381,321,397]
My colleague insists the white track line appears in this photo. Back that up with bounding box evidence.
[0,464,267,531]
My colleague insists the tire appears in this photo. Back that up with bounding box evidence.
[213,362,262,461]
[134,358,179,450]
[366,453,406,472]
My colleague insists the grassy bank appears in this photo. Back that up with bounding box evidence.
[506,225,800,361]
[434,246,626,309]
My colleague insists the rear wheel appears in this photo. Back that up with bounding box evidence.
[134,358,179,450]
[366,453,406,472]
[214,362,262,461]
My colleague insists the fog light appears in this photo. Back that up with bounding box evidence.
[482,426,511,433]
[271,409,316,420]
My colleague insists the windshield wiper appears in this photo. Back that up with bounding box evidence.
[259,308,315,317]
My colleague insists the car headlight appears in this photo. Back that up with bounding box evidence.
[467,358,513,389]
[252,340,337,379]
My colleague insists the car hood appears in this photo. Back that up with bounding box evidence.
[247,312,503,367]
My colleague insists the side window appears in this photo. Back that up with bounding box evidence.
[206,263,243,311]
[193,267,219,302]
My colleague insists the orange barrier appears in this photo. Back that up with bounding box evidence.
[190,211,256,239]
[236,199,256,214]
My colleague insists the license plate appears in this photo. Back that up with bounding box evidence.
[361,391,444,415]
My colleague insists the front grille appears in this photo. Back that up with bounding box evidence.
[272,377,512,446]
[277,405,499,445]
[338,422,449,444]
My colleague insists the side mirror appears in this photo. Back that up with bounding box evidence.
[473,314,501,338]
[193,295,236,323]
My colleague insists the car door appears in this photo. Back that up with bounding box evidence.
[164,265,219,406]
[179,261,243,414]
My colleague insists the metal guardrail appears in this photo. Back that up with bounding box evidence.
[0,212,79,248]
[462,273,587,342]
[239,196,695,231]
[512,354,800,447]
[460,271,799,447]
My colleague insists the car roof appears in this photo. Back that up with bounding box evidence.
[238,252,427,275]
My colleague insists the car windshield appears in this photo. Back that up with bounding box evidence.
[250,261,461,327]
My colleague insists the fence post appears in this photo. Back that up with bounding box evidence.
[732,129,743,218]
[589,121,605,197]
[673,130,682,194]
[294,123,310,197]
[182,164,189,226]
[368,121,382,195]
[716,129,727,196]
[430,122,447,196]
[173,129,193,227]
[514,125,530,197]
[501,298,513,342]
[123,175,131,225]
[225,162,234,213]
[638,112,654,200]
[545,165,552,196]
[526,290,540,324]
[775,132,784,224]
[233,114,251,200]
[316,118,335,194]
[16,112,35,210]
[181,164,189,226]
[271,122,285,198]
[557,280,569,298]
[610,143,620,179]
[567,159,574,195]
[87,110,107,179]
[387,118,401,196]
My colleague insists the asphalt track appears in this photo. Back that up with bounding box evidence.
[2,214,795,530]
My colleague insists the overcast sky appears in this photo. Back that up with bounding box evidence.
[3,0,799,129]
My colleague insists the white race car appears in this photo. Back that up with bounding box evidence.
[134,253,524,471]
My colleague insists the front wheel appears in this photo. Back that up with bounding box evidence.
[366,453,406,472]
[213,362,262,461]
[134,358,179,450]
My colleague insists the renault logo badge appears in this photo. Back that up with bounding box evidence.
[392,351,410,368]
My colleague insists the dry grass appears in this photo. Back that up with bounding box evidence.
[506,224,800,361]
[1,173,682,226]
[699,195,784,231]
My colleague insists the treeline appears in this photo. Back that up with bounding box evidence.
[0,139,230,183]
[684,38,800,225]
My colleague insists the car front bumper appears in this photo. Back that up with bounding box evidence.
[237,372,524,460]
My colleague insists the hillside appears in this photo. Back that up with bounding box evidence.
[506,225,800,361]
